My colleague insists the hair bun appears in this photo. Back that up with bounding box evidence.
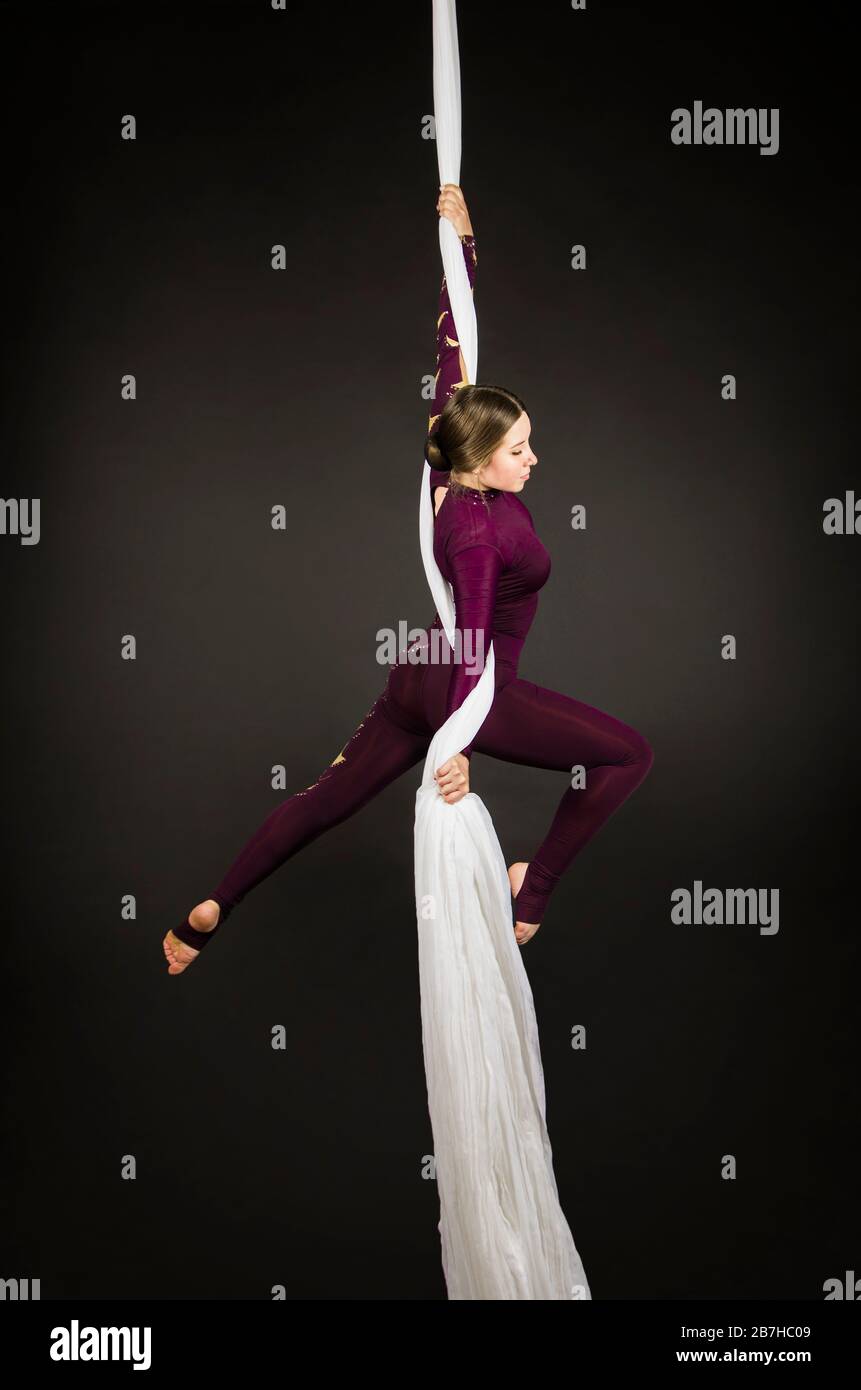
[426,432,451,471]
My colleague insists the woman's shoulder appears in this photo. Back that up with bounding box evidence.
[438,490,506,560]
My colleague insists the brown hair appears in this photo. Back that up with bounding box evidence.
[425,383,527,484]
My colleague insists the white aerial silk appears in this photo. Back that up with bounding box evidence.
[413,0,592,1301]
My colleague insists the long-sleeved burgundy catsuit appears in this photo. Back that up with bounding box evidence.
[172,233,653,950]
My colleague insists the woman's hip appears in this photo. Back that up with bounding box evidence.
[381,633,518,735]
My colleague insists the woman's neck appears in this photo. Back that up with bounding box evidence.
[450,472,490,493]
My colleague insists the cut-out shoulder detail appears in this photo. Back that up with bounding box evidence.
[434,485,448,518]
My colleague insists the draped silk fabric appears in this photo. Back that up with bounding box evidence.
[413,0,592,1301]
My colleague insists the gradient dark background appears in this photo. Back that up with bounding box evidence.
[1,0,857,1300]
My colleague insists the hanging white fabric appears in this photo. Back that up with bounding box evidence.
[413,0,592,1301]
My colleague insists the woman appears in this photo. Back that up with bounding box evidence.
[164,184,653,975]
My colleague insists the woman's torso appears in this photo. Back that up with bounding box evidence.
[428,465,552,686]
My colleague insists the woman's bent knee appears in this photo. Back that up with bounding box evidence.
[634,731,655,773]
[620,726,654,774]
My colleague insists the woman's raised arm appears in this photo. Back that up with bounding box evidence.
[427,184,477,436]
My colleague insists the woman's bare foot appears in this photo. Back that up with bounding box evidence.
[163,899,220,975]
[507,862,542,945]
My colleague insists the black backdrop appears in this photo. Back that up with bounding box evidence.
[1,0,857,1301]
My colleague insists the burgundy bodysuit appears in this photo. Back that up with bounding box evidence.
[172,232,653,950]
[426,478,552,759]
[426,235,552,757]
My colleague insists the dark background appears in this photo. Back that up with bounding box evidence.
[1,0,857,1300]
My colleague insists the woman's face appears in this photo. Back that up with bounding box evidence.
[483,412,538,492]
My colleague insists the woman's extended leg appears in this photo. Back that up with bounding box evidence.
[211,692,430,922]
[166,688,430,970]
[471,677,654,926]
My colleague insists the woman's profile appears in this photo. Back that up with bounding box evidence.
[164,183,653,974]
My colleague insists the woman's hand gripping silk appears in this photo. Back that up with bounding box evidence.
[433,752,471,804]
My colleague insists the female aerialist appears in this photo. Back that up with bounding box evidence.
[164,184,653,976]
